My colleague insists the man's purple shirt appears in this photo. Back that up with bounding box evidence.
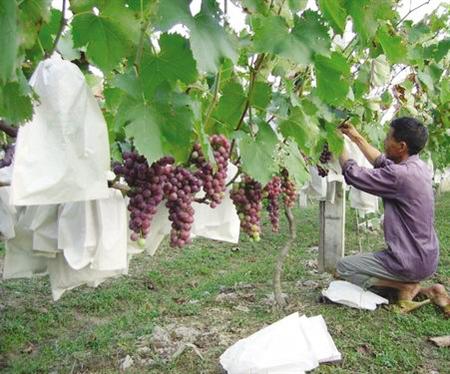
[343,154,439,281]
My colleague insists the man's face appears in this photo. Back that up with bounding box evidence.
[384,128,407,162]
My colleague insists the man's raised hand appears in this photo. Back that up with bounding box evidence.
[339,122,362,143]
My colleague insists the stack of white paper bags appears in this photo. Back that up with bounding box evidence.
[220,312,341,373]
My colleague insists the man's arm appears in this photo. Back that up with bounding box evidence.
[339,123,381,166]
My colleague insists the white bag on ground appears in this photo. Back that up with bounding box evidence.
[220,312,341,374]
[11,55,110,205]
[321,280,389,311]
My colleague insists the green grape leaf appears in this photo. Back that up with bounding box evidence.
[18,0,52,49]
[292,11,331,57]
[424,38,450,63]
[141,33,197,98]
[0,1,19,83]
[0,80,33,124]
[376,24,408,64]
[252,15,310,65]
[250,81,271,111]
[279,106,320,152]
[123,101,165,164]
[211,81,247,134]
[122,90,194,164]
[241,0,269,15]
[314,52,351,105]
[324,122,344,155]
[288,0,308,13]
[282,140,309,186]
[156,0,192,31]
[370,54,390,87]
[72,12,133,71]
[239,122,278,185]
[317,0,347,34]
[37,8,61,51]
[57,31,81,61]
[354,64,370,100]
[440,79,450,105]
[190,4,239,73]
[344,0,395,44]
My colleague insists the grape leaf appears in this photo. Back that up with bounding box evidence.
[288,0,308,13]
[240,0,269,15]
[370,54,390,87]
[314,52,351,105]
[211,81,247,134]
[123,101,165,164]
[190,3,239,73]
[344,0,395,44]
[57,31,81,61]
[376,24,408,64]
[156,0,238,74]
[250,81,271,111]
[18,0,52,48]
[279,106,320,152]
[141,33,198,98]
[282,140,309,186]
[317,0,347,34]
[440,79,450,105]
[122,90,194,164]
[72,12,133,71]
[324,122,344,155]
[0,80,33,124]
[0,1,19,83]
[239,122,278,185]
[292,11,331,57]
[252,15,310,65]
[424,38,450,63]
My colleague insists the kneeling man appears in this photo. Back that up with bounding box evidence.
[337,117,449,316]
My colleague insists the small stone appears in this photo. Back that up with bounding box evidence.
[302,280,319,288]
[137,346,151,355]
[119,355,133,371]
[188,299,200,304]
[234,305,250,313]
[171,326,200,342]
[215,292,239,303]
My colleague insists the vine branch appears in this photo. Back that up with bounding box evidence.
[273,202,296,308]
[396,0,431,26]
[47,0,67,58]
[0,120,18,138]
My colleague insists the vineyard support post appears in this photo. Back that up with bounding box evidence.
[318,182,345,273]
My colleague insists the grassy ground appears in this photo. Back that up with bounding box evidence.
[0,192,449,374]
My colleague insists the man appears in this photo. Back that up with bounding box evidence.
[337,117,449,316]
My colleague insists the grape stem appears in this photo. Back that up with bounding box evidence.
[273,202,296,308]
[0,120,18,138]
[225,166,241,187]
[46,0,67,58]
[229,53,266,157]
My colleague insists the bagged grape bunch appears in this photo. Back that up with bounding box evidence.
[11,55,110,205]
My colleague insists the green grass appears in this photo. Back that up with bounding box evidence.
[1,192,449,373]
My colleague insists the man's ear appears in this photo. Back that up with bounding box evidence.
[399,141,408,154]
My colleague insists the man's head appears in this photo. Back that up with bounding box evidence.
[384,117,428,163]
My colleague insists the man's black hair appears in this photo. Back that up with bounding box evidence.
[390,117,428,155]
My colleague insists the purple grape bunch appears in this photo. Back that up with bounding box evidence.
[191,134,230,208]
[230,175,263,241]
[0,144,15,169]
[164,166,201,248]
[281,171,297,209]
[263,176,282,232]
[113,152,175,247]
[317,143,332,177]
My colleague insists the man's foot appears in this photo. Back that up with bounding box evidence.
[394,299,431,314]
[420,284,450,318]
[397,282,421,301]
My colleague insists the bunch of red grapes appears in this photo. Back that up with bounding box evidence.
[191,134,230,208]
[317,143,332,177]
[263,176,282,232]
[0,144,15,169]
[281,171,297,208]
[230,175,263,241]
